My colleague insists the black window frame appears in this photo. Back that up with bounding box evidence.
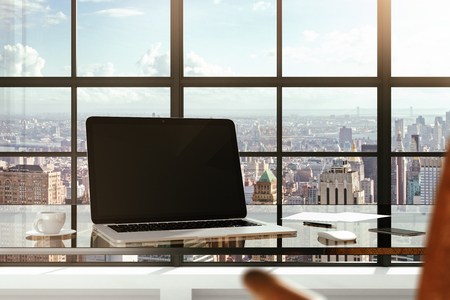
[0,0,443,267]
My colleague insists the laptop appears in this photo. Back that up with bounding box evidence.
[86,116,296,244]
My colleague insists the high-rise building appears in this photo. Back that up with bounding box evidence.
[348,142,364,181]
[420,157,443,205]
[391,130,406,205]
[65,181,86,205]
[295,167,313,183]
[394,119,404,137]
[252,121,262,144]
[433,118,443,150]
[395,129,404,152]
[416,115,425,126]
[393,119,405,150]
[406,158,421,205]
[406,124,421,150]
[306,179,319,205]
[360,179,374,204]
[339,126,352,148]
[361,144,377,202]
[0,165,64,205]
[319,158,364,205]
[247,159,269,178]
[410,135,420,152]
[252,169,277,205]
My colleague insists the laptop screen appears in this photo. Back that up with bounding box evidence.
[86,117,247,224]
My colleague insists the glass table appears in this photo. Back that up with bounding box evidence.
[0,205,428,256]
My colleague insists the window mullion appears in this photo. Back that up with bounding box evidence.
[276,0,283,261]
[70,0,78,248]
[378,0,392,266]
[171,0,183,118]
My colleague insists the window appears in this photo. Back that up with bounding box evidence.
[0,0,442,266]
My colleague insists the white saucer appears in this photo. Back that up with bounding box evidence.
[26,229,76,237]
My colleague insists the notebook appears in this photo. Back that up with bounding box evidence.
[86,117,296,244]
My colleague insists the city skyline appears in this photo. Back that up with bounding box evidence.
[1,108,450,153]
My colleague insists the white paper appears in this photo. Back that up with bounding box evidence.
[282,212,390,222]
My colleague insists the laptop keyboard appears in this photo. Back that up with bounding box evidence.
[108,220,262,233]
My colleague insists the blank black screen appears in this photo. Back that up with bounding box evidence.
[87,117,247,224]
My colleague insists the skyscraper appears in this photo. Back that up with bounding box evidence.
[393,119,404,149]
[348,142,364,181]
[416,115,425,126]
[391,130,406,205]
[406,158,421,205]
[433,118,443,150]
[360,178,374,204]
[410,135,420,152]
[247,159,269,178]
[0,165,64,205]
[361,144,377,203]
[319,158,364,205]
[420,157,443,205]
[252,169,277,205]
[339,126,352,148]
[306,179,319,205]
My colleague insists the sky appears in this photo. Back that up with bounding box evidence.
[0,0,449,114]
[0,0,378,77]
[392,0,450,76]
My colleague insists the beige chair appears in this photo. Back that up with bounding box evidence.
[244,152,450,300]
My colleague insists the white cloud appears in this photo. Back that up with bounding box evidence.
[303,30,319,42]
[213,0,221,3]
[0,0,56,30]
[322,26,376,64]
[392,0,450,76]
[0,43,45,76]
[136,43,170,76]
[42,11,67,26]
[79,0,113,2]
[0,0,51,15]
[78,62,115,76]
[89,8,144,18]
[265,49,276,57]
[184,88,276,115]
[79,88,143,104]
[77,88,170,115]
[283,25,377,75]
[250,54,257,59]
[283,88,377,111]
[253,1,271,11]
[184,51,235,76]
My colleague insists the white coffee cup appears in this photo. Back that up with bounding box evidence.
[33,212,66,234]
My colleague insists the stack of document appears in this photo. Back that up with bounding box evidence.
[282,212,389,223]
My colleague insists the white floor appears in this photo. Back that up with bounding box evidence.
[0,267,419,300]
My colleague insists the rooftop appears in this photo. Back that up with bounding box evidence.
[258,169,277,182]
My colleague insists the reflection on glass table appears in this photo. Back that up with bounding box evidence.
[0,205,72,248]
[90,229,294,248]
[317,237,357,247]
[77,205,281,248]
[26,234,75,248]
[283,205,379,248]
[392,205,432,248]
[283,205,430,249]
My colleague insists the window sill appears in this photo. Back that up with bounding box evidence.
[0,266,419,300]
